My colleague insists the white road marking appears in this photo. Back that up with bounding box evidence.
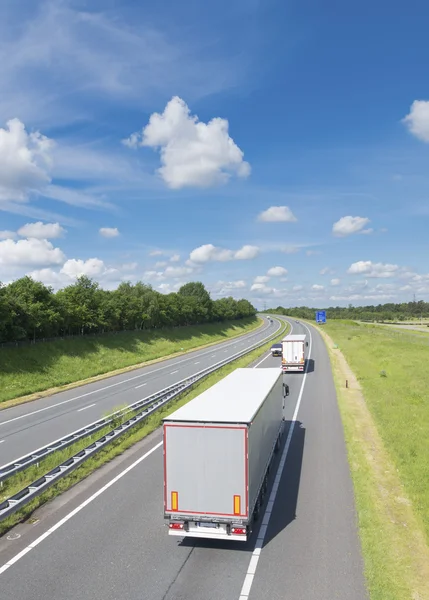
[0,441,163,576]
[239,321,311,600]
[194,362,200,365]
[135,383,147,389]
[0,440,4,444]
[170,370,179,375]
[211,355,216,358]
[0,321,275,428]
[77,404,96,412]
[253,353,272,368]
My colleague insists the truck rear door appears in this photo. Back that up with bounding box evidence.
[164,423,248,520]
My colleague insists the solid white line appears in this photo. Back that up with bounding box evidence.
[239,321,312,600]
[135,383,147,389]
[170,370,179,375]
[194,362,200,365]
[0,441,163,576]
[0,440,4,444]
[253,353,272,368]
[77,403,96,412]
[0,321,274,428]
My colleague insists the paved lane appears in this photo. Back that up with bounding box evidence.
[0,318,368,600]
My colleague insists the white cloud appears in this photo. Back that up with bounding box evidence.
[189,243,260,263]
[149,250,164,256]
[306,249,321,256]
[144,270,165,282]
[60,258,118,279]
[402,100,429,142]
[267,266,288,277]
[163,265,194,279]
[155,261,168,268]
[257,206,297,223]
[320,267,329,275]
[0,118,54,205]
[282,245,300,254]
[254,275,270,284]
[0,230,17,240]
[123,96,250,189]
[250,283,274,294]
[292,285,303,292]
[312,284,325,291]
[158,282,183,294]
[360,228,374,235]
[17,221,65,239]
[332,216,371,237]
[331,278,341,286]
[0,238,65,267]
[347,261,399,278]
[170,254,180,262]
[122,262,138,271]
[211,280,247,295]
[99,227,120,238]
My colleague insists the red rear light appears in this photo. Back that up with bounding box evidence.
[169,523,184,530]
[231,527,246,535]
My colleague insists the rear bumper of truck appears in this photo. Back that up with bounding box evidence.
[165,518,249,541]
[282,363,305,372]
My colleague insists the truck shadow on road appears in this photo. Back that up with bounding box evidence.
[177,420,305,552]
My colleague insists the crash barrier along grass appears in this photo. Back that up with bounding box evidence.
[0,319,289,535]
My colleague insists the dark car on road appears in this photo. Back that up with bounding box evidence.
[270,343,282,357]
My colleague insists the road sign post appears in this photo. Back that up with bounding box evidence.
[315,310,327,324]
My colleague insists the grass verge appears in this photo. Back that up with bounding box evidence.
[0,317,262,409]
[314,320,429,600]
[0,319,288,537]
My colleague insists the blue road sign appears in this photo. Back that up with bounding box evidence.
[316,310,326,323]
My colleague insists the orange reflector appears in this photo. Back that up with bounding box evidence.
[171,491,178,511]
[233,495,241,515]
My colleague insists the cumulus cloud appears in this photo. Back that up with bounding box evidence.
[250,282,274,294]
[60,258,118,279]
[123,96,250,189]
[0,238,65,267]
[292,285,303,292]
[17,221,65,239]
[254,275,270,284]
[149,250,164,256]
[170,254,180,262]
[0,118,54,205]
[331,278,341,286]
[267,266,288,277]
[0,230,17,240]
[155,261,168,268]
[402,100,429,142]
[347,260,399,278]
[257,206,297,223]
[163,265,194,278]
[211,280,247,295]
[189,243,260,263]
[312,284,325,291]
[332,216,371,237]
[99,227,120,238]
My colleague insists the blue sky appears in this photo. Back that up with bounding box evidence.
[0,0,429,308]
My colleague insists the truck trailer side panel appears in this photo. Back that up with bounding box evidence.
[247,375,284,516]
[164,424,247,519]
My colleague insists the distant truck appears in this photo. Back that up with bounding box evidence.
[270,342,282,356]
[163,368,289,541]
[281,334,307,373]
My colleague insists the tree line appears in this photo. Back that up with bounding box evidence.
[0,276,257,344]
[267,300,429,323]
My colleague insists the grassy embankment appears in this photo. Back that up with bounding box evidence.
[316,319,429,600]
[0,317,262,408]
[0,319,288,536]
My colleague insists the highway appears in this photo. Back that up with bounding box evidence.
[0,316,280,466]
[0,318,368,599]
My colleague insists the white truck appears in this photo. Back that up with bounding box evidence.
[281,334,307,373]
[162,368,289,541]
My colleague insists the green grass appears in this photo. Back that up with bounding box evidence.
[317,319,429,599]
[0,319,288,536]
[0,317,261,406]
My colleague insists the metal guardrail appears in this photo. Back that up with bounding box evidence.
[0,318,287,522]
[0,317,274,484]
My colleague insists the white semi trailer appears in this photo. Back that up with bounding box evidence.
[163,368,289,541]
[281,334,307,373]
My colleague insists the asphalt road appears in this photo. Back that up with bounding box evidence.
[0,316,280,466]
[0,318,368,600]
